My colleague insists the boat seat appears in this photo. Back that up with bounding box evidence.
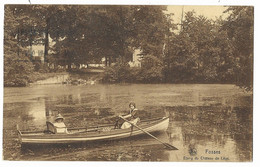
[46,121,68,134]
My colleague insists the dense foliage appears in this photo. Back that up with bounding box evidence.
[4,5,253,90]
[164,11,235,83]
[4,6,34,86]
[222,7,254,90]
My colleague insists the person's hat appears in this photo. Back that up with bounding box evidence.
[55,114,64,121]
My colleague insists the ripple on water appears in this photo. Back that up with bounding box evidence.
[3,84,252,161]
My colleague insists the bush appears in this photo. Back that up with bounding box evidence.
[4,78,28,87]
[102,62,132,83]
[4,54,34,87]
[136,55,164,83]
[33,62,51,73]
[136,67,163,83]
[101,55,164,83]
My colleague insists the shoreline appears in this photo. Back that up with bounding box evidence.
[30,72,69,85]
[4,72,69,87]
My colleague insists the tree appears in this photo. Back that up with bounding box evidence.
[132,6,169,58]
[49,6,86,69]
[165,11,219,83]
[164,11,240,84]
[4,5,34,86]
[222,6,254,90]
[137,55,164,83]
[212,17,237,83]
[50,5,170,70]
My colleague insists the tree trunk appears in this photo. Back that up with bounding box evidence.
[29,26,33,61]
[17,28,20,57]
[105,56,108,66]
[67,52,72,71]
[68,64,72,71]
[109,56,111,66]
[44,18,50,63]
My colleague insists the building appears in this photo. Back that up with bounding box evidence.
[28,44,45,63]
[129,49,143,67]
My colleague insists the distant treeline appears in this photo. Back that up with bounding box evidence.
[4,6,253,90]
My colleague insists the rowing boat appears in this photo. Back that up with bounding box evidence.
[18,117,169,144]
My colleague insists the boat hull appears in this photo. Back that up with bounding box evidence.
[18,117,169,144]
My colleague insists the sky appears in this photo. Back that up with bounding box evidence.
[166,6,229,24]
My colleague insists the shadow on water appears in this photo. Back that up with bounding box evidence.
[165,104,252,161]
[17,103,252,161]
[3,84,252,161]
[20,131,170,161]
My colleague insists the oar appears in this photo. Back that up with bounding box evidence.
[119,116,178,150]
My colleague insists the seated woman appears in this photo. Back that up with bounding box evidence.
[120,102,140,129]
[52,114,68,134]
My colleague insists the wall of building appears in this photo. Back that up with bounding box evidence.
[129,49,143,67]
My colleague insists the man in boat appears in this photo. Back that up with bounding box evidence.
[117,102,140,129]
[53,114,68,134]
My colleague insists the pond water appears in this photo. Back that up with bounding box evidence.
[3,83,252,161]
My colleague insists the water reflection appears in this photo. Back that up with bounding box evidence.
[164,105,252,161]
[3,84,252,161]
[28,99,46,129]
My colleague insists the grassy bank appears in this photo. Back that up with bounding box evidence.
[4,72,68,87]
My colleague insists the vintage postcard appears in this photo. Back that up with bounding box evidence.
[1,1,255,165]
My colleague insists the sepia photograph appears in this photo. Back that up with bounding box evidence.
[2,1,254,163]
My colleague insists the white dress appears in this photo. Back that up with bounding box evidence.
[121,108,140,129]
[121,117,140,129]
